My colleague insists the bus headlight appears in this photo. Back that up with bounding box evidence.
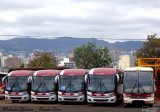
[49,92,55,95]
[78,92,84,96]
[109,93,115,97]
[19,92,28,95]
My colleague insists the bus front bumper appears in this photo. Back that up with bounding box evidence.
[124,97,154,104]
[0,94,5,98]
[31,95,57,101]
[5,94,30,101]
[87,95,117,103]
[58,95,85,102]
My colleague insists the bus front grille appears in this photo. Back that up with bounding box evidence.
[36,98,50,100]
[94,99,108,101]
[10,97,22,99]
[63,98,77,100]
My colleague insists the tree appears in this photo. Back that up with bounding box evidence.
[27,51,58,68]
[73,42,112,69]
[95,47,112,67]
[135,34,160,58]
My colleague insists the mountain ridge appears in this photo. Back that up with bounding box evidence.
[0,37,143,54]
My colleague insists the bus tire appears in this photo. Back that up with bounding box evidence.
[12,100,19,103]
[123,103,129,108]
[148,104,153,107]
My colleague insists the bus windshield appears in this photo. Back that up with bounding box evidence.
[32,76,56,92]
[123,71,154,94]
[6,76,29,92]
[87,75,116,93]
[58,75,84,92]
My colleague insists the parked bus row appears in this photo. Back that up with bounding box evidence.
[1,67,155,105]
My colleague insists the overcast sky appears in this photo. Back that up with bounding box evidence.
[0,0,160,41]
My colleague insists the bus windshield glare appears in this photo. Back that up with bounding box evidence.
[32,76,56,92]
[123,71,154,94]
[59,75,84,92]
[87,75,115,93]
[6,76,28,92]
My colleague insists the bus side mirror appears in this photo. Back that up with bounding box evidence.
[2,76,7,83]
[55,75,59,83]
[155,81,158,86]
[116,74,120,83]
[87,75,90,84]
[28,76,33,83]
[84,74,88,83]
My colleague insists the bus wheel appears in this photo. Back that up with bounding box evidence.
[123,103,129,108]
[12,100,19,103]
[91,103,96,106]
[147,104,153,107]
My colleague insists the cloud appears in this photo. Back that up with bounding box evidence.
[0,0,160,41]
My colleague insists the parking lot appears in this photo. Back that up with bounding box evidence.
[0,99,159,112]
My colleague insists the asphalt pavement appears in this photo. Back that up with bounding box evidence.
[0,99,159,112]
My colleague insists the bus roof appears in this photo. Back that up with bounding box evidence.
[8,70,34,76]
[8,67,68,73]
[60,69,88,76]
[89,68,121,75]
[33,70,61,76]
[0,72,7,77]
[124,67,153,71]
[0,72,8,75]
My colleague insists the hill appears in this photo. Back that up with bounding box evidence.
[0,37,143,54]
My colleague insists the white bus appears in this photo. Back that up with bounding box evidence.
[58,69,88,102]
[30,70,61,101]
[87,68,123,103]
[123,67,154,105]
[3,70,34,103]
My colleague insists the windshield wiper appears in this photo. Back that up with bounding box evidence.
[16,80,22,92]
[64,81,77,92]
[100,80,108,92]
[93,82,100,92]
[34,81,42,92]
[10,78,22,92]
[10,80,16,91]
[130,80,146,94]
[93,80,107,93]
[43,81,49,92]
[138,83,146,93]
[131,80,138,93]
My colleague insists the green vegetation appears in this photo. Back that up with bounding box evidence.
[27,51,58,68]
[136,34,160,58]
[73,42,112,69]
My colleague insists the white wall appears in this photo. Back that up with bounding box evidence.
[118,55,130,70]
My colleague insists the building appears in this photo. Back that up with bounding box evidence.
[1,56,7,67]
[0,52,2,67]
[4,56,23,68]
[58,57,76,69]
[118,55,130,70]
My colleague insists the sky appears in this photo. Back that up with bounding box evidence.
[0,0,160,41]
